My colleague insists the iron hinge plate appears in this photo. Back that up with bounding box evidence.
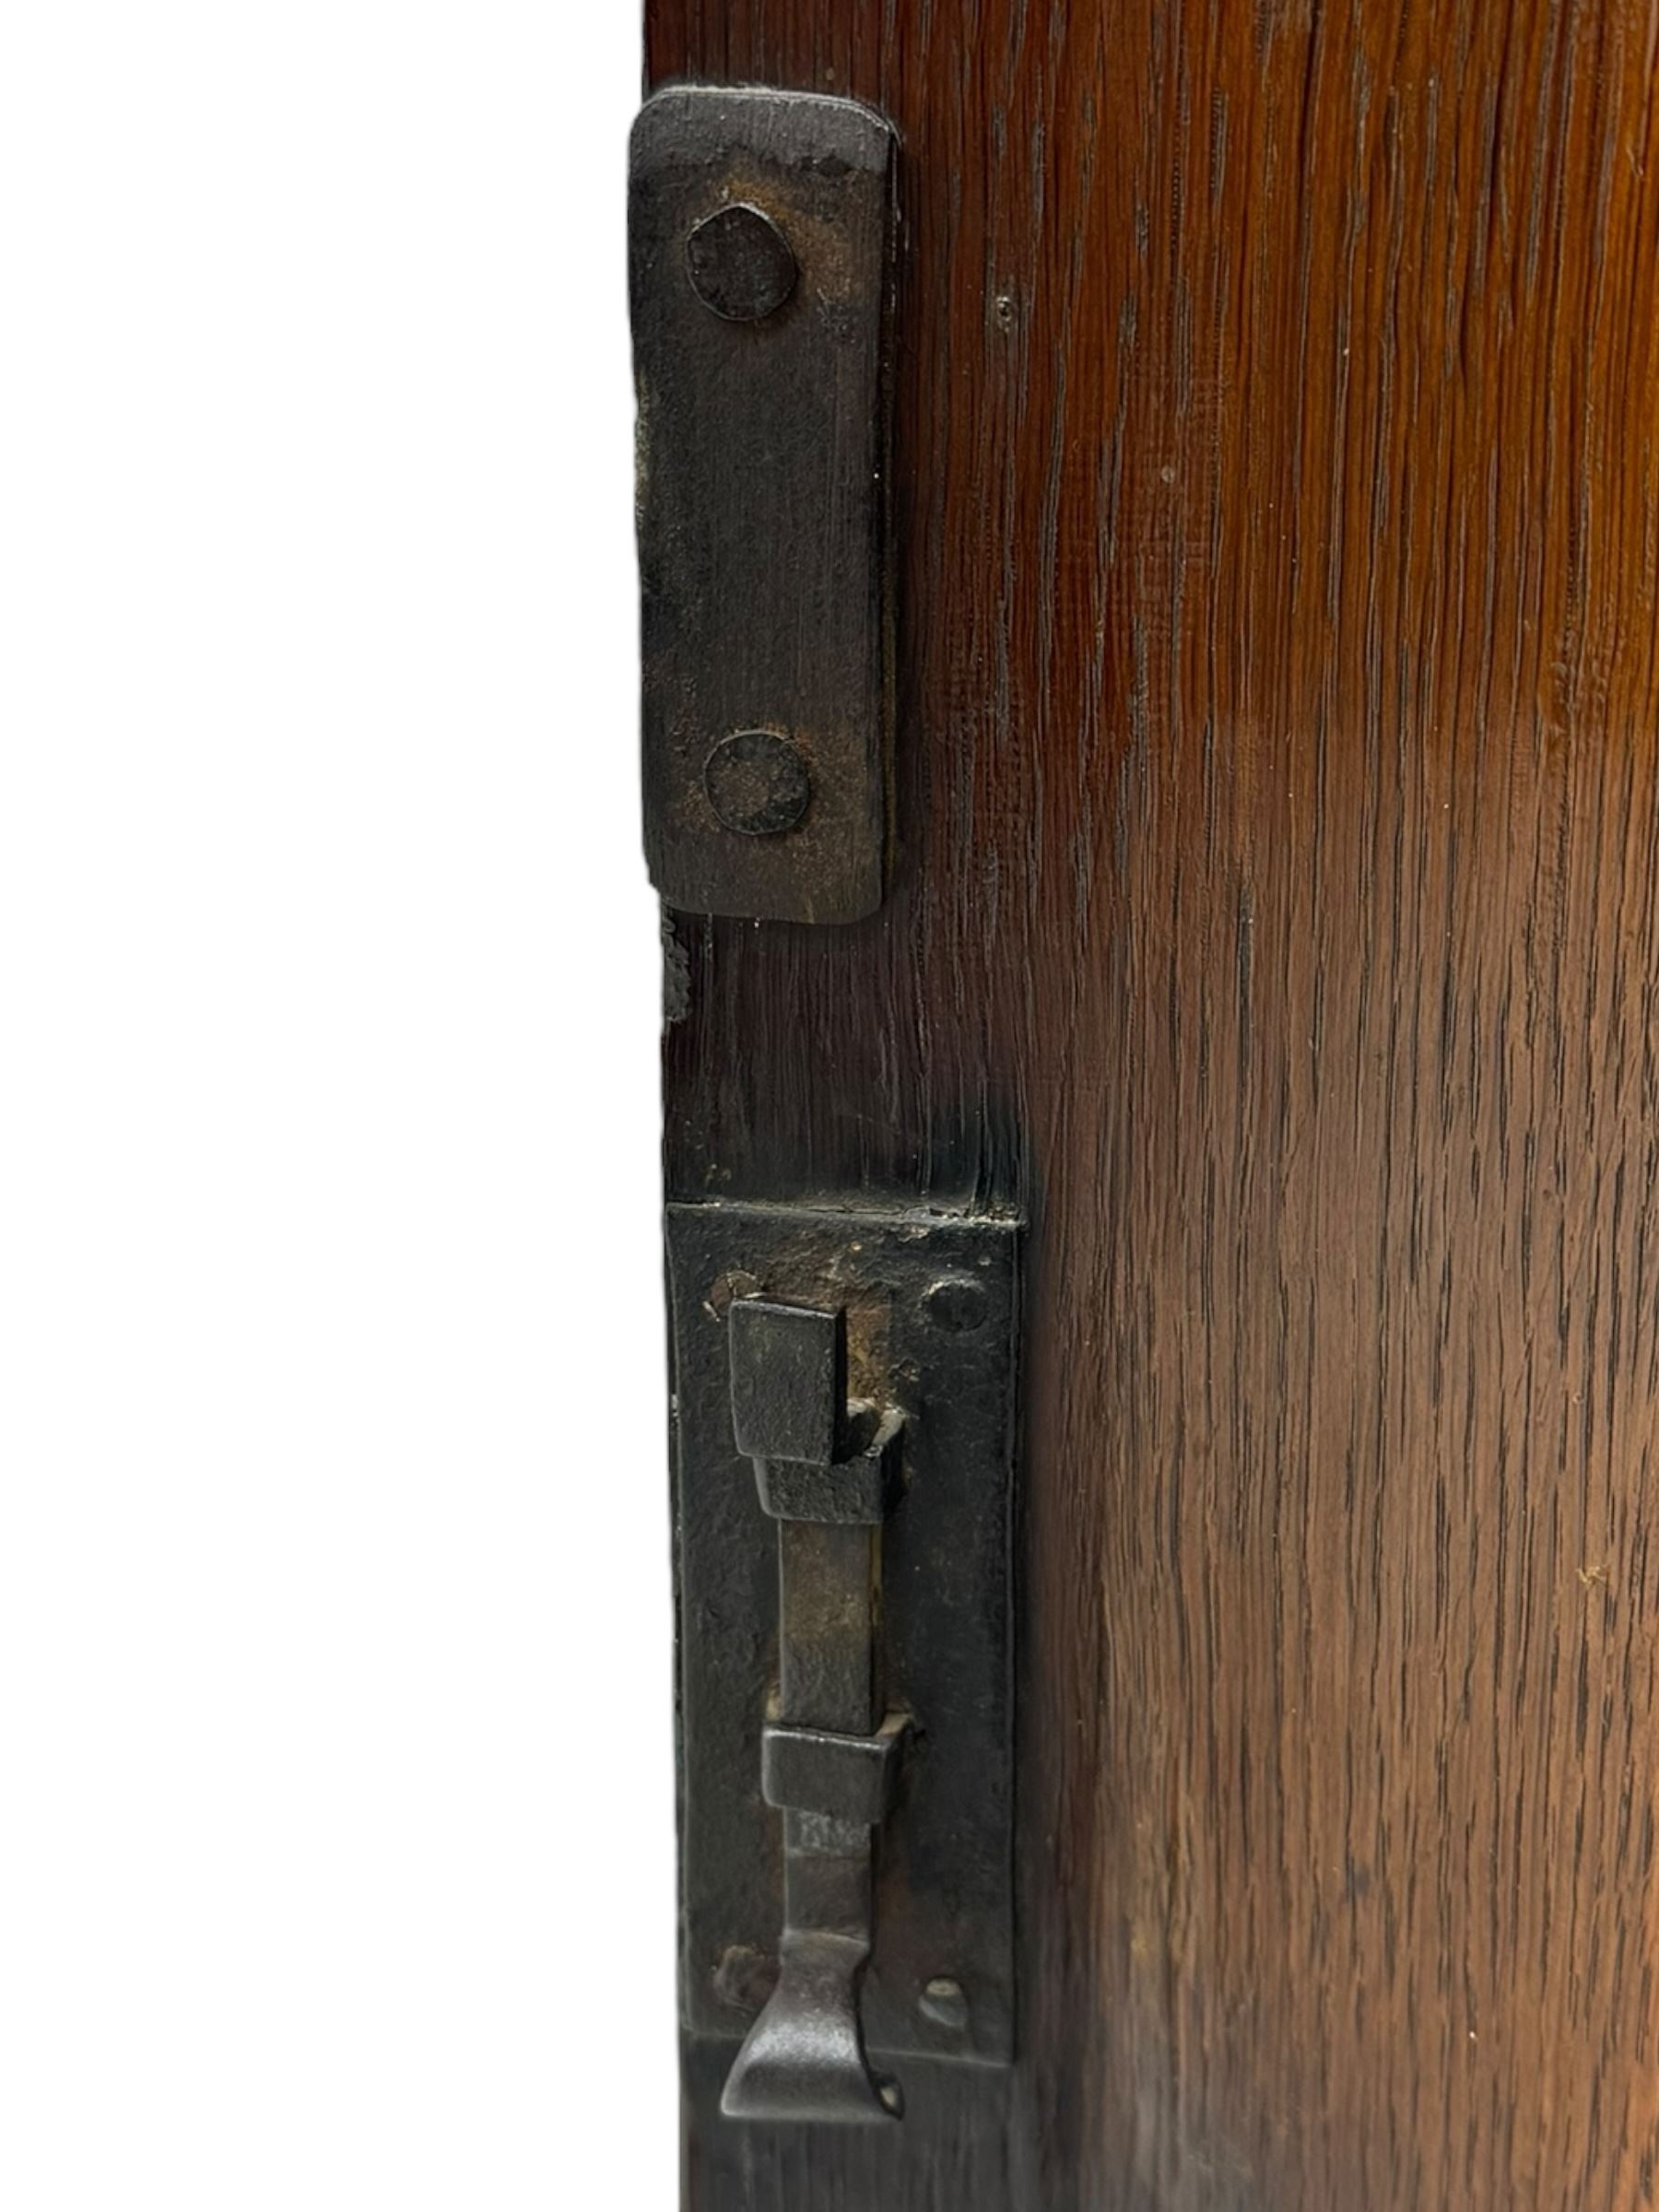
[629,87,897,924]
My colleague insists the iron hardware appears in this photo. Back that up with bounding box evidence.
[629,88,897,923]
[722,1300,908,2121]
[665,1202,1021,2124]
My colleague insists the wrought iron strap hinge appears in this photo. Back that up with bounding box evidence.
[629,87,898,924]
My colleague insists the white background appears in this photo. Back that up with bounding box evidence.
[0,7,672,2204]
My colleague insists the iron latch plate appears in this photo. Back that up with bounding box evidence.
[629,88,897,923]
[665,1200,1020,2065]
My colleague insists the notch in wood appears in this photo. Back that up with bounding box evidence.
[629,86,897,924]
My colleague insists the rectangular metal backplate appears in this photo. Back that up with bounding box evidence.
[665,1200,1020,2065]
[629,88,896,924]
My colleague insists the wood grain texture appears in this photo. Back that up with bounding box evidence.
[646,3,1659,2205]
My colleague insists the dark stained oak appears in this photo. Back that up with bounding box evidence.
[646,3,1659,2206]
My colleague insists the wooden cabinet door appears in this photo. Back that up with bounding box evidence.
[644,4,1659,2206]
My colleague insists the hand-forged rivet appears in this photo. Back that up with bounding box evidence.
[713,1943,778,2013]
[704,729,812,837]
[923,1277,990,1333]
[918,1976,971,2032]
[686,203,797,322]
